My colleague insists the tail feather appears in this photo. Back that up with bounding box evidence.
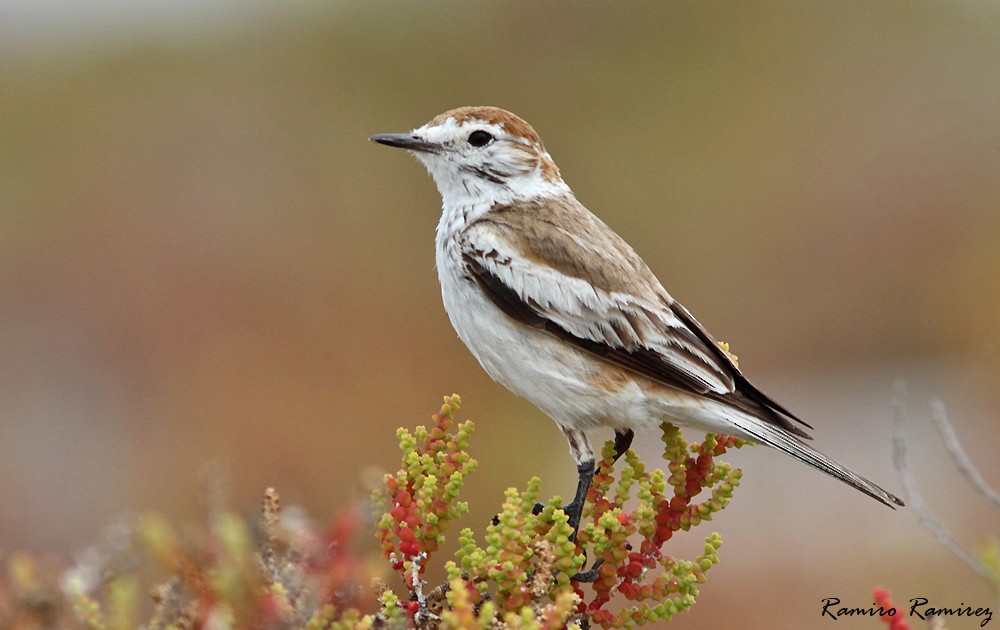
[731,414,905,509]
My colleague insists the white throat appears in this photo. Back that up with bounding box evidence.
[417,153,570,212]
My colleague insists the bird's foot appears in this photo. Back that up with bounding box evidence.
[570,557,605,583]
[571,541,629,583]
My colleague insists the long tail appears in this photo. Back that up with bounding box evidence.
[729,413,905,508]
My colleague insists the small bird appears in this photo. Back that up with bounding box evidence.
[370,106,903,532]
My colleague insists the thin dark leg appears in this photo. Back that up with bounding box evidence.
[569,431,633,583]
[526,460,597,525]
[563,460,608,583]
[562,459,595,538]
[612,429,634,464]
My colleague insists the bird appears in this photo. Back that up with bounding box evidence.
[369,106,904,536]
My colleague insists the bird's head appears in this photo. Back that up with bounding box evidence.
[370,106,569,207]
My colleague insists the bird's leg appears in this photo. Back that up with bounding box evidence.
[565,430,633,583]
[565,458,609,583]
[553,426,594,538]
[531,428,634,530]
[529,428,594,523]
[554,428,608,583]
[562,459,595,537]
[611,428,634,465]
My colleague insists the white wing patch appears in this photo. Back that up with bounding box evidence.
[460,223,735,396]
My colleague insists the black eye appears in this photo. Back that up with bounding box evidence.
[467,130,494,147]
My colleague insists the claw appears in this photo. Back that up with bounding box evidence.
[570,558,605,583]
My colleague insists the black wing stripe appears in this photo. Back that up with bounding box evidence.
[464,253,706,392]
[668,301,814,433]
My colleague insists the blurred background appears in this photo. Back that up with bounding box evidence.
[2,1,999,627]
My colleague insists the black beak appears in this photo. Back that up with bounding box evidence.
[368,133,439,153]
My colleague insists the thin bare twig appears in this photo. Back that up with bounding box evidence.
[930,399,1000,511]
[890,385,992,581]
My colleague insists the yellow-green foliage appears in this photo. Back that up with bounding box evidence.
[374,396,745,628]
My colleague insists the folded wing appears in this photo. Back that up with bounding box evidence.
[460,197,812,438]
